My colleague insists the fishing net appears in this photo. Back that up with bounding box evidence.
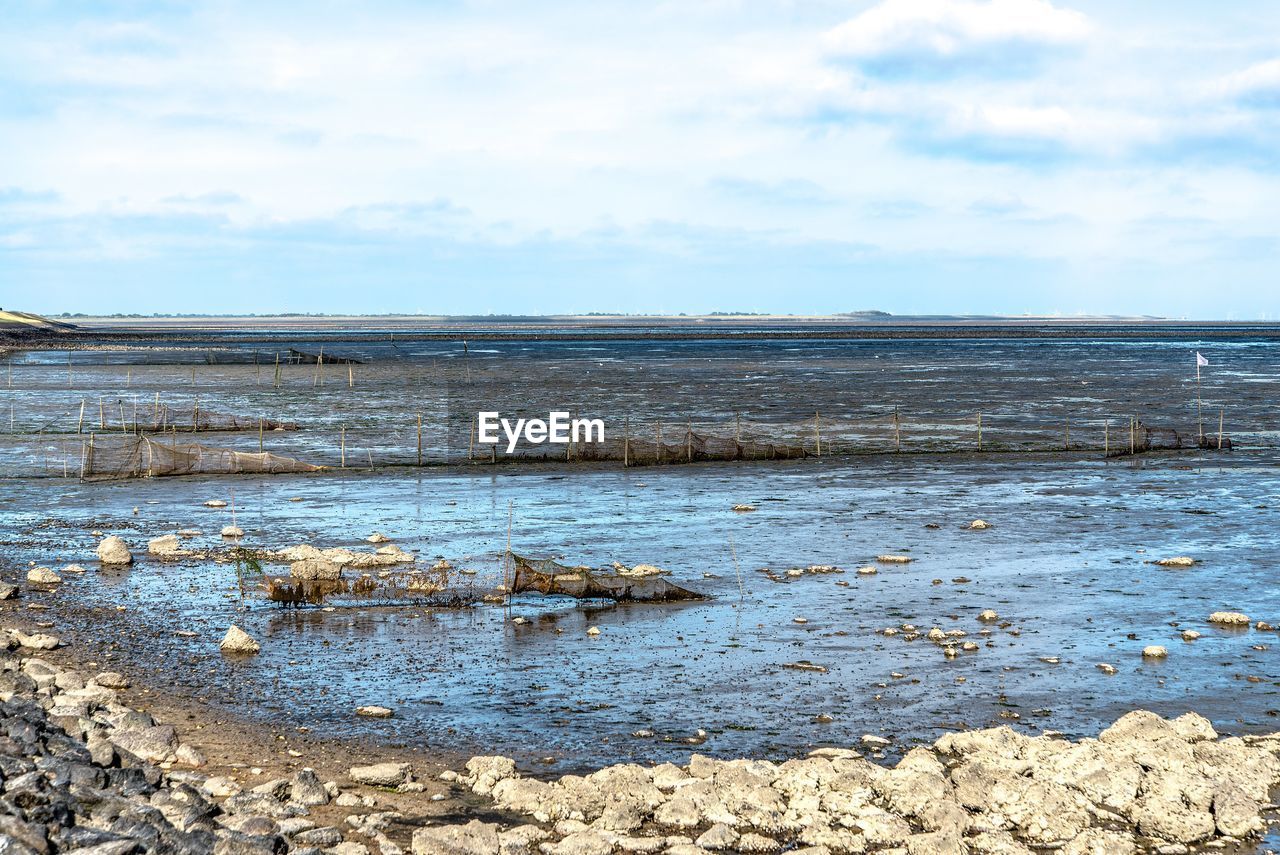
[89,400,297,433]
[1106,422,1185,457]
[81,436,325,480]
[508,552,707,602]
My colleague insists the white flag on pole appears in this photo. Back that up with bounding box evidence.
[1196,352,1209,367]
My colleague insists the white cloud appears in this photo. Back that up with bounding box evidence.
[1212,58,1280,105]
[824,0,1092,73]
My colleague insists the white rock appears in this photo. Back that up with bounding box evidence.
[221,525,244,537]
[96,535,133,565]
[62,564,87,574]
[1142,645,1168,658]
[356,705,394,718]
[366,532,391,543]
[1155,556,1196,567]
[219,625,260,654]
[204,499,228,508]
[586,626,602,636]
[968,519,992,530]
[1208,611,1250,626]
[26,567,61,584]
[876,554,913,563]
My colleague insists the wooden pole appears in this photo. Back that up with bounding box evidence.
[977,412,983,452]
[273,352,281,388]
[119,401,126,435]
[259,417,264,453]
[126,367,131,387]
[814,411,821,457]
[417,413,423,466]
[99,398,105,430]
[348,363,354,388]
[77,400,85,434]
[1130,415,1136,455]
[735,413,741,442]
[193,396,199,432]
[686,421,692,462]
[340,425,346,468]
[1218,408,1224,450]
[623,416,630,467]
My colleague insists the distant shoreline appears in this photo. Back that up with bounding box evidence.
[8,316,1280,348]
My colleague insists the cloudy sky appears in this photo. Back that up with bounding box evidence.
[2,0,1279,316]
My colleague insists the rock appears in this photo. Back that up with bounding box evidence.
[695,824,739,852]
[1181,630,1201,640]
[1208,611,1250,626]
[26,566,61,584]
[205,499,228,507]
[968,519,992,529]
[356,705,394,718]
[978,609,999,621]
[411,819,500,854]
[0,582,17,599]
[1155,556,1196,567]
[148,535,187,557]
[350,762,411,788]
[203,776,242,797]
[1097,663,1117,675]
[290,559,341,581]
[113,724,178,763]
[367,532,391,543]
[219,625,261,654]
[63,563,87,573]
[731,504,757,512]
[876,554,913,563]
[291,769,331,806]
[12,630,61,650]
[1142,645,1168,658]
[94,671,130,688]
[221,525,244,538]
[97,535,133,565]
[586,626,601,636]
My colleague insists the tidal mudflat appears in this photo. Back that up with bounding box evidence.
[3,329,1280,852]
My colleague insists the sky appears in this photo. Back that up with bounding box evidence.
[1,0,1279,317]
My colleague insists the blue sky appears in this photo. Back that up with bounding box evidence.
[2,0,1279,317]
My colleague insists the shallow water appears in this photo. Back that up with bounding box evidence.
[2,333,1279,776]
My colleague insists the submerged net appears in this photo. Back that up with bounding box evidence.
[1106,422,1185,457]
[509,552,707,602]
[82,436,325,480]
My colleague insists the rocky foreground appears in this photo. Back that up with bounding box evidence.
[1,626,1279,855]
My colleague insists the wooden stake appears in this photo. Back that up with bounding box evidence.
[686,421,692,462]
[417,413,423,466]
[1218,408,1224,450]
[348,363,354,388]
[314,347,324,387]
[735,413,741,442]
[814,411,822,457]
[77,400,85,434]
[119,400,126,435]
[340,425,346,468]
[273,352,281,388]
[99,398,105,430]
[259,418,264,453]
[1130,416,1136,455]
[623,416,630,467]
